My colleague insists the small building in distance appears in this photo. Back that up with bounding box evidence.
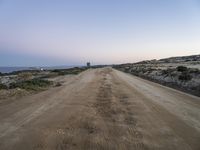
[87,62,91,68]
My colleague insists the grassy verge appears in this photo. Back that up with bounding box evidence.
[51,67,87,76]
[9,78,53,91]
[0,67,88,92]
[40,67,88,79]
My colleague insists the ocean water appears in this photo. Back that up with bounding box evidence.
[0,66,76,73]
[0,67,32,73]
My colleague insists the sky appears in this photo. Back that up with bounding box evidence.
[0,0,200,66]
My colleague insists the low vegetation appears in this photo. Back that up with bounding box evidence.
[1,70,40,76]
[179,73,192,81]
[9,78,53,91]
[177,66,188,72]
[0,67,88,101]
[0,67,88,93]
[55,82,62,87]
[18,72,33,80]
[113,55,200,96]
[0,83,7,89]
[51,67,87,76]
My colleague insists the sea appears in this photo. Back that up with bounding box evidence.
[0,66,77,73]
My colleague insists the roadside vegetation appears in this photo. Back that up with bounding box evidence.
[113,55,200,97]
[0,83,7,90]
[0,67,88,99]
[50,67,86,76]
[39,67,87,79]
[9,78,53,91]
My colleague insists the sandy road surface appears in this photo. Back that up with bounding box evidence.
[0,68,200,150]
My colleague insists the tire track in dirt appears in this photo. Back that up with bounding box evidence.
[113,69,200,150]
[1,67,200,150]
[93,68,148,149]
[33,69,106,150]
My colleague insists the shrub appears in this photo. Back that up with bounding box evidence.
[55,82,62,87]
[189,68,200,74]
[124,67,130,73]
[9,78,53,91]
[161,68,174,75]
[179,73,192,81]
[161,69,168,75]
[18,72,33,80]
[177,66,188,72]
[0,83,7,89]
[51,68,86,76]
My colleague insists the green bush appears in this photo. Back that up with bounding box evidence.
[177,66,188,72]
[18,72,33,80]
[179,73,192,81]
[189,68,200,74]
[161,68,174,75]
[9,78,53,91]
[51,68,86,76]
[0,83,7,89]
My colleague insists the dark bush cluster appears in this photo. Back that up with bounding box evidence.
[124,67,130,73]
[189,68,200,74]
[176,66,194,81]
[178,73,192,81]
[0,83,7,89]
[161,68,174,75]
[51,67,86,76]
[177,66,188,72]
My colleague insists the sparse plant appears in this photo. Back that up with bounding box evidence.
[179,72,192,81]
[18,72,33,80]
[55,82,62,87]
[51,67,86,76]
[189,68,200,74]
[177,66,188,72]
[9,78,53,91]
[161,68,174,75]
[0,83,7,89]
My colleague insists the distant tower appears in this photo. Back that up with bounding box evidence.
[87,62,91,68]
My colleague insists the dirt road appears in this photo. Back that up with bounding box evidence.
[0,68,200,150]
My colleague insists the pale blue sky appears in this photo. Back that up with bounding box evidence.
[0,0,200,66]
